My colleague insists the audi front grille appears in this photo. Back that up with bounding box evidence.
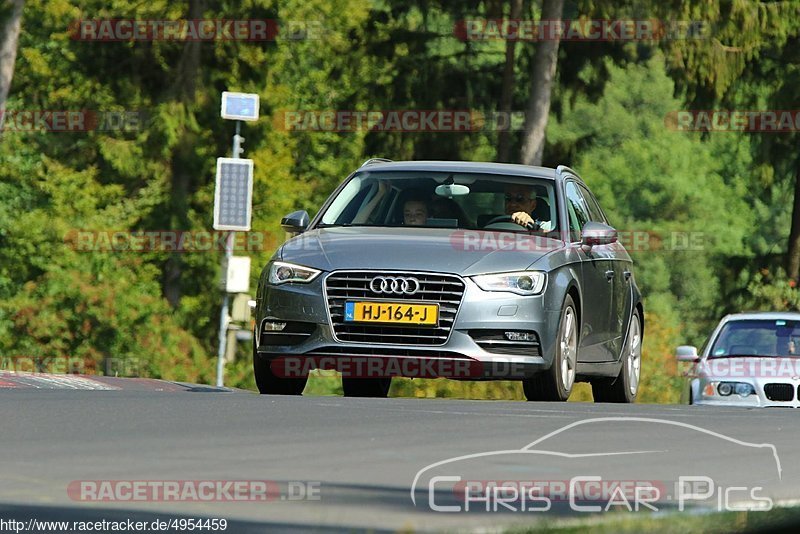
[764,383,794,402]
[324,271,465,345]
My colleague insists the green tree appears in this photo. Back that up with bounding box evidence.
[549,54,751,342]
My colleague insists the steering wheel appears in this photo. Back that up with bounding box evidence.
[484,215,539,231]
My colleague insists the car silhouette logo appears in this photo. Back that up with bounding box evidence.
[369,276,420,295]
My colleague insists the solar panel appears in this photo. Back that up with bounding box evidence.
[221,91,259,121]
[213,158,253,231]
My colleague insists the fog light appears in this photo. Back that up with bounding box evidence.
[505,331,535,342]
[263,321,287,331]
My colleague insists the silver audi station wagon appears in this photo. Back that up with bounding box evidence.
[254,160,643,402]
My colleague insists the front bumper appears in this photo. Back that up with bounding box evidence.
[690,378,800,407]
[255,273,562,380]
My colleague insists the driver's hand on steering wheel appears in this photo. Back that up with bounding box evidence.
[511,211,535,228]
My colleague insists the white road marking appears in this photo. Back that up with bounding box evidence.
[0,372,119,390]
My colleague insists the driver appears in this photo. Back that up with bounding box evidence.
[504,184,552,231]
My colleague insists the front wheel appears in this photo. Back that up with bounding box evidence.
[592,312,642,403]
[253,340,307,395]
[523,294,578,401]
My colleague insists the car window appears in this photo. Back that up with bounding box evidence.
[318,171,559,233]
[565,181,589,241]
[709,319,800,358]
[578,184,608,224]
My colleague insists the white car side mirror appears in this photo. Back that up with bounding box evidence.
[676,345,699,362]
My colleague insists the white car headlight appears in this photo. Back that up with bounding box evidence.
[472,271,546,295]
[268,261,321,285]
[704,381,756,397]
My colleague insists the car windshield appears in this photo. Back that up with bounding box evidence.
[709,319,800,358]
[317,171,559,233]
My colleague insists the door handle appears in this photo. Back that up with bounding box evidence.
[624,270,632,281]
[605,270,614,281]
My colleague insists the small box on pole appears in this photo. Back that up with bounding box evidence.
[221,256,251,293]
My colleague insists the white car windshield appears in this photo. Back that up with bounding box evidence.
[709,319,800,358]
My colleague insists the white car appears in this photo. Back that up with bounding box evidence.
[677,312,800,407]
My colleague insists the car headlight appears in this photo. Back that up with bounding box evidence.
[717,382,733,396]
[707,381,755,397]
[472,271,546,295]
[268,261,321,285]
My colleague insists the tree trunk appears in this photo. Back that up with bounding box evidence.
[0,0,24,127]
[787,166,800,282]
[497,0,523,163]
[163,0,204,308]
[519,0,564,166]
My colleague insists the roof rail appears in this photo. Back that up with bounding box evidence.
[360,158,393,167]
[555,164,578,177]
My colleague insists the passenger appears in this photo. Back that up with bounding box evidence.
[403,192,429,226]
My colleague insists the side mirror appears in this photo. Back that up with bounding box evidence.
[581,221,618,247]
[676,345,699,362]
[281,210,309,233]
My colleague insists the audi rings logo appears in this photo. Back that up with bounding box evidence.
[370,276,421,295]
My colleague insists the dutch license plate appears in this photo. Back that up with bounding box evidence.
[344,301,439,325]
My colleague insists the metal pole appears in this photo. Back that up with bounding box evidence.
[215,233,233,387]
[216,121,243,387]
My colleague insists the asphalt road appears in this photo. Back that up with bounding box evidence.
[1,380,799,533]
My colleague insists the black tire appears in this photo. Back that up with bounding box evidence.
[253,339,307,395]
[592,311,642,403]
[523,294,578,402]
[342,377,392,398]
